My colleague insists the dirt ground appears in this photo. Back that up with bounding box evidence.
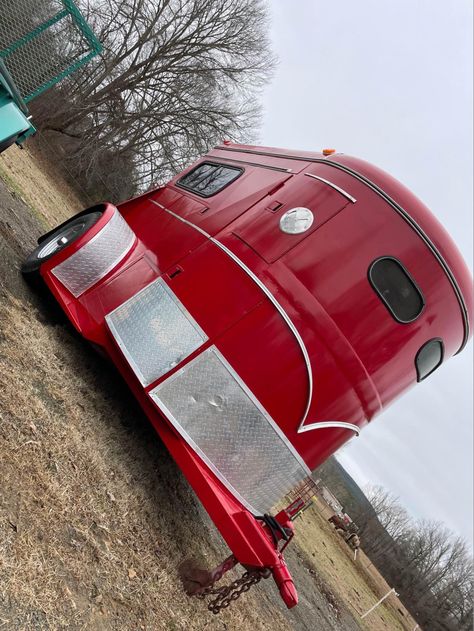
[293,500,419,631]
[0,144,415,631]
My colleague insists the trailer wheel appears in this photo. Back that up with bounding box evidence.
[22,211,102,278]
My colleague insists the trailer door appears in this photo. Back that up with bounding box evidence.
[233,165,354,263]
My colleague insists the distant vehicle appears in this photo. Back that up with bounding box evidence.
[345,532,361,551]
[328,513,359,535]
[22,143,473,610]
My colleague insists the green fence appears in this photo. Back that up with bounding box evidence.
[0,0,101,103]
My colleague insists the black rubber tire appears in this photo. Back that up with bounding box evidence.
[22,211,102,277]
[0,134,18,154]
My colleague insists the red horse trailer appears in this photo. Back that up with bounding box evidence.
[22,144,473,609]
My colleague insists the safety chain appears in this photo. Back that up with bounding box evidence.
[196,568,270,614]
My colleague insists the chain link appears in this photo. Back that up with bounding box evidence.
[197,569,268,614]
[0,0,101,102]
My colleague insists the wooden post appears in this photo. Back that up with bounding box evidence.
[361,587,398,619]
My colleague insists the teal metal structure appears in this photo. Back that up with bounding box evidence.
[0,58,36,152]
[0,0,101,151]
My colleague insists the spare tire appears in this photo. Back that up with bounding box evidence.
[22,211,102,277]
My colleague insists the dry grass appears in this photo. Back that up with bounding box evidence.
[0,292,296,630]
[293,498,418,631]
[0,142,315,631]
[0,143,83,229]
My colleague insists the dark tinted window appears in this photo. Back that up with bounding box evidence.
[369,257,424,323]
[416,339,444,381]
[177,162,242,197]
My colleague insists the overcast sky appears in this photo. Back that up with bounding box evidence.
[260,0,473,545]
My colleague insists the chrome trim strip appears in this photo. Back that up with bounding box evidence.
[151,199,210,237]
[216,145,316,162]
[298,421,360,436]
[208,239,315,429]
[216,147,469,351]
[150,198,315,428]
[304,173,356,203]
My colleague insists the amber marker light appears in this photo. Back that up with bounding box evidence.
[322,148,336,156]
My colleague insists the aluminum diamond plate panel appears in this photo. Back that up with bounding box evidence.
[52,210,135,297]
[150,347,310,514]
[106,278,207,386]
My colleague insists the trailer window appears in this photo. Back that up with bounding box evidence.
[177,162,242,197]
[369,257,424,323]
[415,339,444,381]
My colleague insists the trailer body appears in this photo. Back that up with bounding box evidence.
[23,144,473,607]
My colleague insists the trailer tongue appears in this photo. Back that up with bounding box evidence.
[187,509,298,613]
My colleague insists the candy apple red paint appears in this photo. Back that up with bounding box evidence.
[23,144,473,608]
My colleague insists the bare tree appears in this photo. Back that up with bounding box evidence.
[356,485,473,631]
[32,0,276,197]
[312,461,472,630]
